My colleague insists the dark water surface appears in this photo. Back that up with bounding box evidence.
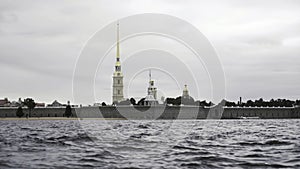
[0,119,300,168]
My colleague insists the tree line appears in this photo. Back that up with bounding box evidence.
[108,97,300,108]
[111,96,214,106]
[15,98,72,118]
[225,98,300,107]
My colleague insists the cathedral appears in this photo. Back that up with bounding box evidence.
[111,23,190,105]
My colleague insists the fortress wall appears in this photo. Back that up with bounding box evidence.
[0,107,76,118]
[74,106,109,118]
[222,107,297,119]
[99,106,123,118]
[0,107,18,117]
[205,106,224,119]
[76,106,205,119]
[111,106,205,119]
[159,106,179,119]
[100,106,206,119]
[101,106,168,119]
[0,106,299,119]
[293,107,300,118]
[175,106,204,119]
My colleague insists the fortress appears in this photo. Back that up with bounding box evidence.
[1,23,299,119]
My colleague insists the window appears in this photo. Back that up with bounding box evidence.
[118,90,120,94]
[115,66,121,72]
[118,80,120,84]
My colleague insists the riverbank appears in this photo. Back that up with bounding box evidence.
[0,117,126,120]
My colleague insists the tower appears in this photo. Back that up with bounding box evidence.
[147,70,157,100]
[144,70,158,106]
[182,84,189,98]
[112,22,124,104]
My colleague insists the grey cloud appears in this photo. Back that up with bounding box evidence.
[0,0,299,104]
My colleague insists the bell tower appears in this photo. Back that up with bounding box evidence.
[112,22,124,104]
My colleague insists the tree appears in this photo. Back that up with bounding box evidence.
[165,98,175,105]
[137,98,145,105]
[165,97,181,105]
[208,101,214,106]
[130,98,136,105]
[65,105,72,118]
[23,98,36,117]
[246,100,254,107]
[200,100,212,107]
[101,102,106,106]
[16,106,24,118]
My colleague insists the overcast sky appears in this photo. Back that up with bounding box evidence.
[0,0,299,105]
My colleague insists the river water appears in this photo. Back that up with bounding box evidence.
[0,119,300,168]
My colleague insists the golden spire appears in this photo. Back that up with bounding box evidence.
[116,21,120,58]
[114,21,122,74]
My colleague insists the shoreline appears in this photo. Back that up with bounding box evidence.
[0,117,299,121]
[0,117,126,120]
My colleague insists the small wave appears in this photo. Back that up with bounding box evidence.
[18,146,47,152]
[112,124,123,129]
[237,140,292,147]
[242,153,270,158]
[239,162,292,168]
[172,145,200,151]
[79,158,100,162]
[251,148,263,152]
[285,158,300,163]
[27,133,96,146]
[264,140,292,146]
[46,133,95,142]
[86,150,115,158]
[180,162,201,167]
[29,133,39,136]
[137,124,150,129]
[20,127,32,130]
[237,142,263,146]
[0,160,10,168]
[191,155,235,163]
[186,134,203,140]
[130,133,152,139]
[49,125,59,128]
[47,135,68,141]
[171,151,210,156]
[201,144,231,148]
[195,127,203,130]
[75,163,97,168]
[110,145,146,152]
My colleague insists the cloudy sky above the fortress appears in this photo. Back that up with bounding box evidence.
[0,0,300,104]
